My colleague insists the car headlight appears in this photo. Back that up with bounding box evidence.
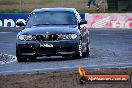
[18,35,33,41]
[70,34,77,39]
[61,34,77,40]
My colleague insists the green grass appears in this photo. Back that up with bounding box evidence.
[0,9,31,13]
[0,0,19,5]
[23,0,59,5]
[77,9,131,13]
[0,8,131,13]
[0,0,59,5]
[0,0,131,13]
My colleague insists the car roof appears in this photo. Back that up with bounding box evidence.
[32,7,77,13]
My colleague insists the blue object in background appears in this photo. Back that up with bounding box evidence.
[0,13,28,27]
[0,13,85,27]
[80,13,85,19]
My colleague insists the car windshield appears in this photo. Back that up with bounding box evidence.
[26,11,77,26]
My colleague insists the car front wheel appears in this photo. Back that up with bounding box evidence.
[84,40,90,57]
[16,55,27,62]
[73,40,83,58]
[16,55,36,62]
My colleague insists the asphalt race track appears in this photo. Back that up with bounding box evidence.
[0,29,132,74]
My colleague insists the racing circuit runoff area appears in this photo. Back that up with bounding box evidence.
[0,28,132,74]
[0,28,132,88]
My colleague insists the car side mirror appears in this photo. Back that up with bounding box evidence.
[16,21,25,27]
[79,19,87,25]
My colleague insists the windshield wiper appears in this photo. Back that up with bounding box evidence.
[31,23,76,26]
[60,24,76,25]
[32,24,51,26]
[37,24,70,25]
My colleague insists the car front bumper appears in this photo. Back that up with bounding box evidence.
[16,40,79,58]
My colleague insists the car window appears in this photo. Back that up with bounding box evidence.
[26,11,77,26]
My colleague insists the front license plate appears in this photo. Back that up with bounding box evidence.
[40,43,53,47]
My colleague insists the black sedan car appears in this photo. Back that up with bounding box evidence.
[16,8,90,62]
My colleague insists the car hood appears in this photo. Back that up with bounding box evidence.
[18,25,79,35]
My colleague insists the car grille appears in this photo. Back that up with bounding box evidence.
[36,34,59,41]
